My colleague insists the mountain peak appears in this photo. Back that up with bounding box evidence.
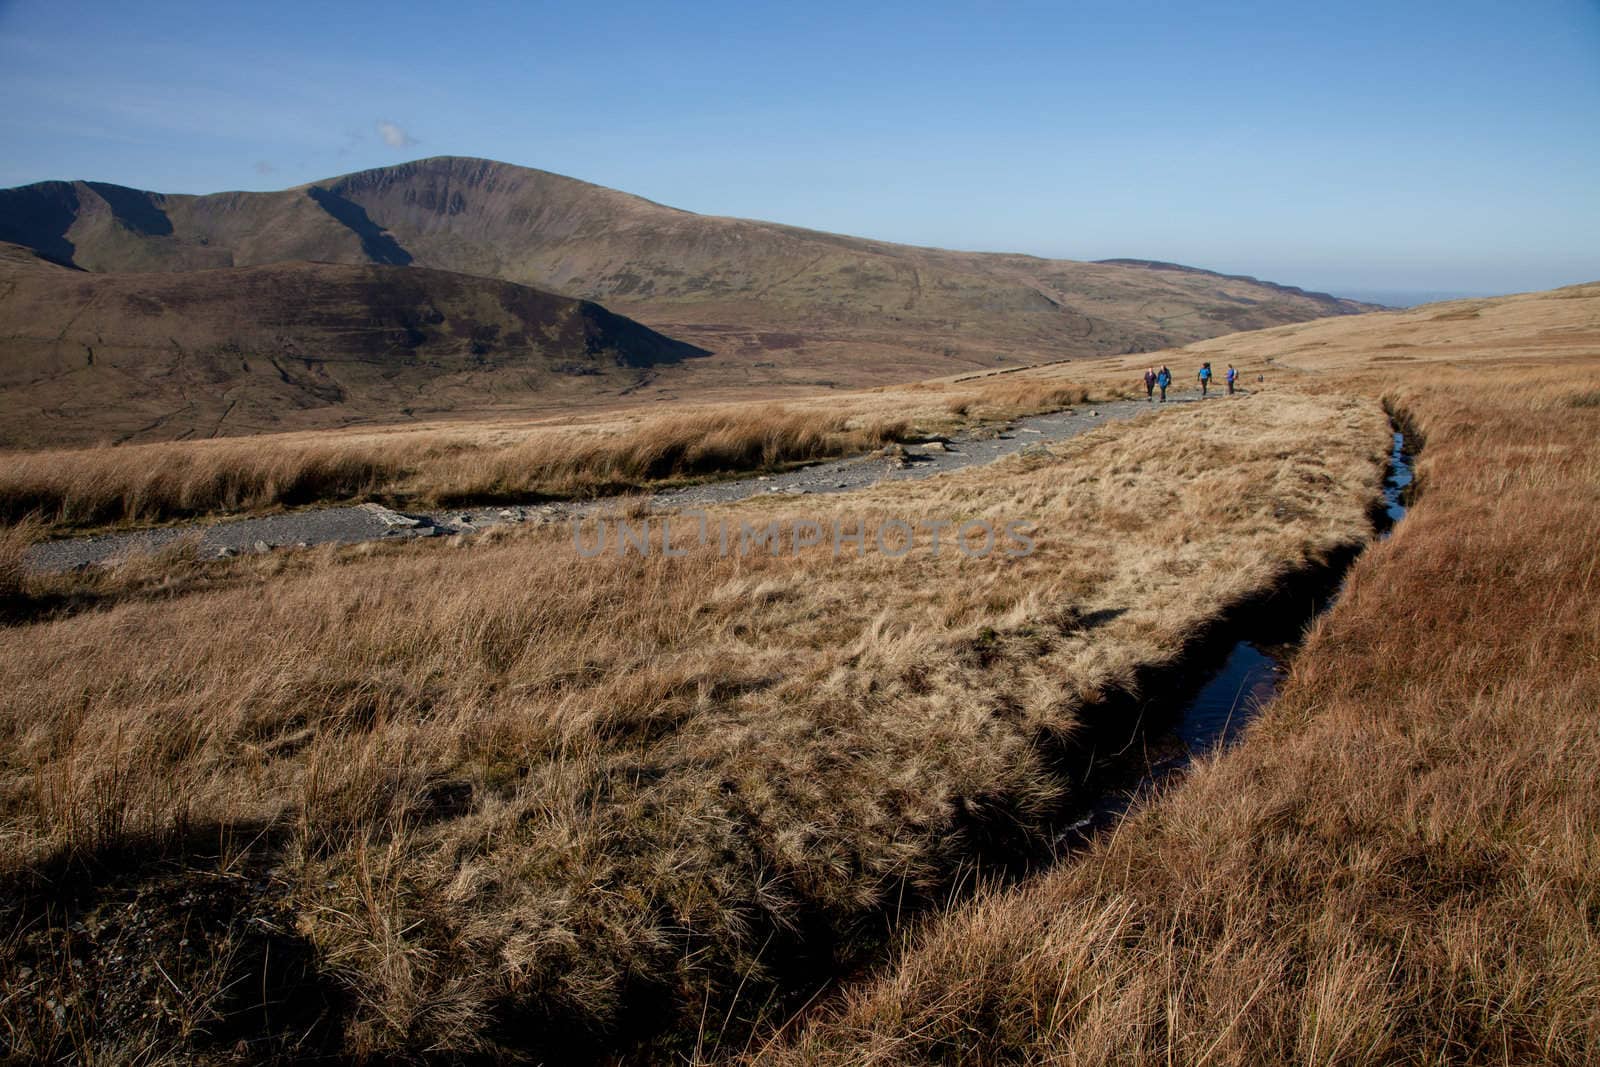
[0,161,1375,388]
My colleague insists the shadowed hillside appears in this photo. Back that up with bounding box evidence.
[0,254,707,447]
[0,158,1372,386]
[0,240,79,272]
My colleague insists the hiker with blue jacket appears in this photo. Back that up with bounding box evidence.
[1156,365,1172,402]
[1199,361,1213,397]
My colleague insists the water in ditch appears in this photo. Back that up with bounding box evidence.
[1184,430,1415,744]
[1057,426,1416,845]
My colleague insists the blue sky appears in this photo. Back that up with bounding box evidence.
[1,0,1596,298]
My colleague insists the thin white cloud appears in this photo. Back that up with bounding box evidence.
[376,119,418,149]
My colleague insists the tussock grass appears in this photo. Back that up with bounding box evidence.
[0,443,400,530]
[0,392,1384,1060]
[761,345,1600,1063]
[0,406,905,532]
[421,406,912,505]
[0,375,1091,534]
[943,381,1090,419]
[2,532,295,625]
[0,521,32,614]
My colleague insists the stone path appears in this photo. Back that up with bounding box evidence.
[25,397,1186,572]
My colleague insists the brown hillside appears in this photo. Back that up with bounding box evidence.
[0,158,1371,384]
[0,242,76,272]
[0,256,706,448]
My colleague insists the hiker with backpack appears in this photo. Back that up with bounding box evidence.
[1226,364,1238,395]
[1156,365,1172,402]
[1143,367,1157,400]
[1199,362,1213,397]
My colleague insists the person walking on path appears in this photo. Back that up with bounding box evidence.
[1198,361,1213,397]
[1143,367,1157,401]
[1156,365,1172,402]
[1226,364,1238,395]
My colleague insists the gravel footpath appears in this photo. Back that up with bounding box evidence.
[25,398,1171,573]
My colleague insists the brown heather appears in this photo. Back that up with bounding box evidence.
[760,287,1600,1065]
[0,390,1384,1061]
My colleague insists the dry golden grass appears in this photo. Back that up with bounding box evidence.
[757,291,1600,1066]
[0,405,904,533]
[0,521,32,615]
[0,390,1385,1061]
[1084,281,1600,388]
[11,283,1593,1063]
[0,377,1095,535]
[940,381,1090,419]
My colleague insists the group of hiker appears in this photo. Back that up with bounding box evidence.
[1142,361,1238,402]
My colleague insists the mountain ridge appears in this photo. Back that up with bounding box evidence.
[0,157,1374,368]
[0,157,1384,444]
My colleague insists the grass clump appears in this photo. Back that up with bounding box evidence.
[943,381,1090,420]
[425,406,912,504]
[0,520,33,615]
[0,405,916,533]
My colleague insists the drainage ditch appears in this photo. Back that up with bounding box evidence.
[1054,420,1418,847]
[680,419,1422,1063]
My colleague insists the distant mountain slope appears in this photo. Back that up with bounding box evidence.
[1092,258,1349,302]
[0,158,1373,378]
[0,238,79,272]
[0,253,706,447]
